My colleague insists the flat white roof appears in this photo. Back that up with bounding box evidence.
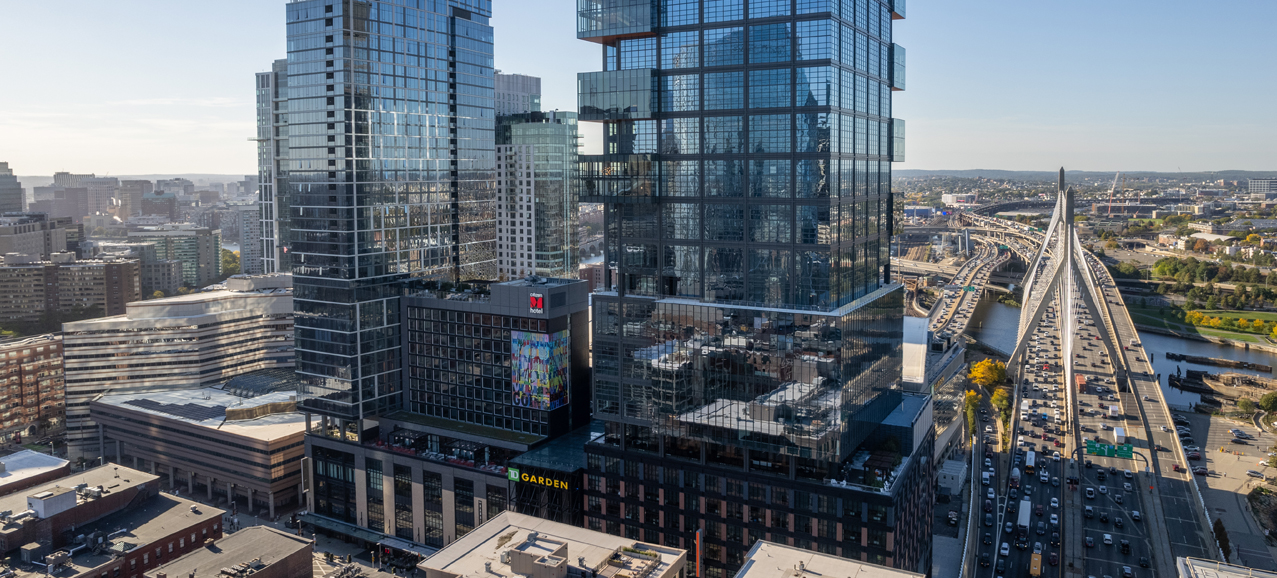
[0,450,68,489]
[736,541,924,578]
[1178,557,1277,578]
[95,387,305,442]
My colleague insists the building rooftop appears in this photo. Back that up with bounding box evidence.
[420,512,685,578]
[143,526,309,578]
[0,464,158,524]
[734,541,925,578]
[510,423,602,474]
[1190,233,1238,242]
[13,494,222,578]
[95,387,305,443]
[0,450,69,493]
[1177,557,1277,578]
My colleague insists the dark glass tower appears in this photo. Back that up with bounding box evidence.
[286,0,496,422]
[576,1,928,575]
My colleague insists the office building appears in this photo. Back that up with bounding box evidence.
[0,450,70,497]
[52,172,93,189]
[156,178,194,195]
[0,163,23,213]
[82,177,119,216]
[495,72,542,116]
[0,213,70,259]
[578,261,612,291]
[256,58,291,275]
[92,381,307,517]
[140,190,178,220]
[29,187,90,224]
[117,180,154,218]
[145,526,312,578]
[0,335,65,443]
[286,0,497,423]
[1251,179,1277,194]
[575,1,926,575]
[303,278,590,550]
[89,241,184,296]
[128,224,221,287]
[0,252,140,323]
[496,110,581,279]
[236,202,264,275]
[61,273,294,460]
[418,511,687,578]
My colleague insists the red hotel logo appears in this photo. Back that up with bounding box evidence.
[529,293,544,314]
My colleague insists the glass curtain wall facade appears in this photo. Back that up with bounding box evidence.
[286,0,496,422]
[577,0,921,575]
[257,59,292,275]
[495,111,581,279]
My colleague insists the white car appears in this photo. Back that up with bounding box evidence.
[1050,513,1059,525]
[986,425,993,433]
[1104,534,1113,545]
[988,488,995,499]
[1051,498,1059,508]
[1001,542,1010,557]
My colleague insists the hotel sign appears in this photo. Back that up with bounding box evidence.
[508,468,569,490]
[529,293,544,314]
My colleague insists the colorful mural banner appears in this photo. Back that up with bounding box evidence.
[511,330,570,410]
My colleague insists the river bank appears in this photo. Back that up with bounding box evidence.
[1131,322,1277,356]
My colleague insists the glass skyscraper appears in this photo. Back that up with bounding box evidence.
[576,1,930,575]
[256,58,291,275]
[285,0,496,423]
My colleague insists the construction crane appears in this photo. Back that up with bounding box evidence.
[1107,172,1121,216]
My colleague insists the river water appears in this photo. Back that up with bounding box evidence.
[964,296,1277,391]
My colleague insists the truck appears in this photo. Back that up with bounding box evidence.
[1076,374,1087,394]
[1016,500,1032,544]
[1109,405,1120,418]
[1030,553,1043,577]
[1114,427,1126,445]
[1010,467,1021,489]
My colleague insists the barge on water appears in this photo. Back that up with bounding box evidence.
[1165,352,1272,373]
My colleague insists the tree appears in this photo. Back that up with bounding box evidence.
[1246,234,1263,246]
[221,249,241,278]
[1193,239,1210,253]
[150,290,165,300]
[1260,392,1277,413]
[1214,517,1232,561]
[964,390,980,435]
[1237,398,1256,413]
[969,359,1008,389]
[991,388,1012,418]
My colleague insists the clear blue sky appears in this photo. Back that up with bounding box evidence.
[1,1,1273,176]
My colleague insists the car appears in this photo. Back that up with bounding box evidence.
[1099,486,1108,495]
[1051,498,1059,508]
[985,499,993,512]
[1232,438,1249,445]
[1194,467,1209,476]
[1086,460,1093,469]
[1184,446,1200,453]
[1155,445,1167,452]
[1010,489,1018,500]
[1051,476,1060,487]
[985,458,992,468]
[1120,540,1131,554]
[984,532,993,545]
[1100,512,1109,524]
[1131,510,1141,521]
[1173,464,1184,472]
[1049,552,1059,566]
[1182,437,1195,445]
[1005,521,1014,534]
[1086,487,1096,499]
[1037,521,1046,535]
[988,488,995,499]
[1161,426,1170,432]
[1050,513,1058,525]
[1035,504,1044,517]
[1104,534,1114,545]
[1188,452,1201,460]
[1007,500,1018,513]
[1115,517,1124,529]
[1109,466,1117,475]
[1085,506,1094,518]
[1124,482,1133,491]
[1143,395,1151,401]
[985,425,993,433]
[1249,470,1266,479]
[1086,536,1095,548]
[1124,469,1133,479]
[1051,532,1060,547]
[980,553,991,567]
[985,513,993,526]
[1034,542,1043,554]
[1123,566,1134,578]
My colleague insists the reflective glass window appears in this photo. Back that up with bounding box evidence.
[749,0,790,18]
[704,205,745,242]
[705,160,745,197]
[704,116,745,154]
[704,247,745,300]
[749,205,793,243]
[748,114,791,154]
[704,0,744,22]
[797,205,831,244]
[750,159,792,198]
[704,72,745,110]
[749,249,793,306]
[797,66,834,107]
[704,28,745,67]
[798,0,833,15]
[748,68,791,109]
[661,118,701,154]
[662,160,700,197]
[663,245,702,297]
[796,158,830,197]
[749,23,792,64]
[661,74,700,112]
[661,31,700,69]
[797,112,831,154]
[619,37,657,70]
[664,203,701,240]
[660,0,699,26]
[796,20,831,61]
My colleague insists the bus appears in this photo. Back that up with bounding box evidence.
[1030,553,1043,577]
[1024,451,1037,476]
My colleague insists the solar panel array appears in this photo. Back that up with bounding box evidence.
[123,399,227,422]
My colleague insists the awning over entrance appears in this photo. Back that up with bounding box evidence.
[378,536,436,558]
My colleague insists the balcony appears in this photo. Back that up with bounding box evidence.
[891,0,905,20]
[577,0,655,44]
[579,69,657,122]
[579,154,659,203]
[890,44,906,91]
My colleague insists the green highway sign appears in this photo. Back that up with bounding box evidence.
[1116,445,1133,459]
[1085,440,1134,458]
[964,286,976,292]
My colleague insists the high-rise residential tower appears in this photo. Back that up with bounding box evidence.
[0,162,24,213]
[575,1,926,575]
[256,59,291,275]
[495,110,580,279]
[495,72,542,116]
[284,0,496,424]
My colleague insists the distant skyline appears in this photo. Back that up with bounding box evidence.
[1,1,1274,175]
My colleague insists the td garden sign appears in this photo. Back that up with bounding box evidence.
[508,468,570,490]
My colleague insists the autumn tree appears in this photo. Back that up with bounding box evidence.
[991,388,1012,418]
[969,359,1008,389]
